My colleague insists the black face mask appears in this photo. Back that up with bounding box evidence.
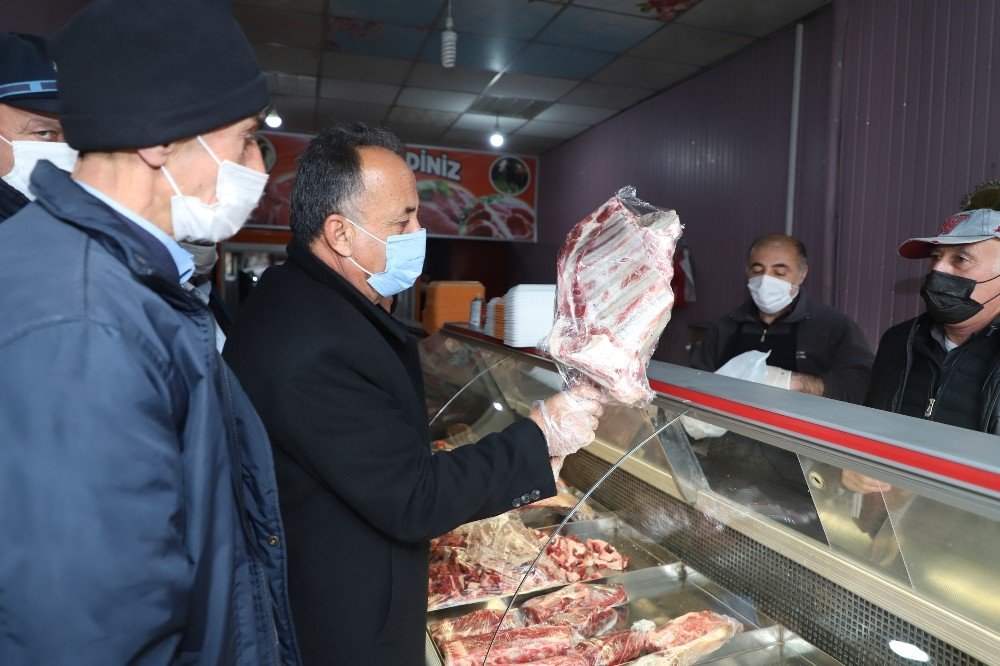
[920,270,1000,324]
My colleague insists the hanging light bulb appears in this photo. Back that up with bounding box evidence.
[489,116,504,148]
[264,107,282,129]
[441,0,457,68]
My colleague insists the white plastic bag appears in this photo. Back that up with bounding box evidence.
[681,350,772,440]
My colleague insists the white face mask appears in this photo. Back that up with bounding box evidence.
[162,135,268,244]
[0,134,79,201]
[748,274,797,314]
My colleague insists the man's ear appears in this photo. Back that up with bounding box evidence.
[797,264,809,286]
[321,214,354,258]
[136,143,173,169]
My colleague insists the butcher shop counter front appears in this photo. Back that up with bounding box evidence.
[419,324,1000,665]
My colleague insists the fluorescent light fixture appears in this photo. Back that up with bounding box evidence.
[441,0,457,68]
[888,641,930,662]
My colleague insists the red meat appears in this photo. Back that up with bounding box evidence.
[520,582,628,624]
[463,195,536,240]
[574,629,645,665]
[440,625,575,666]
[429,609,526,645]
[418,180,476,235]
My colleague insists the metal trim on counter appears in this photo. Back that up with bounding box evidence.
[695,490,1000,664]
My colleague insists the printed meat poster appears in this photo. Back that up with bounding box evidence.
[252,131,538,242]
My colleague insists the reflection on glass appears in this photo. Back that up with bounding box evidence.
[688,427,826,542]
[885,490,1000,632]
[797,459,909,584]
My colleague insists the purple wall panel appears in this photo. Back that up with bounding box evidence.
[836,0,1000,347]
[516,15,836,365]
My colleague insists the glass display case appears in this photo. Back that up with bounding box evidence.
[421,324,1000,666]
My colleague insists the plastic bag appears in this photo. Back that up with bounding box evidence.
[539,186,683,407]
[428,609,525,645]
[681,351,771,440]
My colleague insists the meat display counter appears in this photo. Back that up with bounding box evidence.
[420,324,1000,665]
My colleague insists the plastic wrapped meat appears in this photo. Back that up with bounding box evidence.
[541,187,682,406]
[575,629,646,665]
[429,609,526,645]
[545,606,620,638]
[642,611,743,663]
[440,625,575,666]
[524,656,590,666]
[520,582,629,624]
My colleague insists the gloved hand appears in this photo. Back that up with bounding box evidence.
[550,456,565,483]
[530,382,604,458]
[763,365,792,389]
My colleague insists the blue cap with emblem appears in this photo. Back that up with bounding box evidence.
[0,33,59,114]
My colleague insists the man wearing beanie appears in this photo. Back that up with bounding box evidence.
[0,2,300,665]
[0,33,76,222]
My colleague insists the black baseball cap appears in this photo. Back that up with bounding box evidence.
[0,33,59,114]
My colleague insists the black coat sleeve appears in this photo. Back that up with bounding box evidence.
[819,317,875,404]
[690,321,723,371]
[271,348,556,544]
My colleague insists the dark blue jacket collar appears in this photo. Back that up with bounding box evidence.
[30,160,180,285]
[0,176,29,223]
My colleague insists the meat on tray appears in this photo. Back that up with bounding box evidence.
[440,624,575,666]
[429,608,526,645]
[520,582,629,624]
[463,195,536,240]
[574,628,646,666]
[642,611,743,662]
[523,656,590,666]
[547,536,629,581]
[545,606,619,638]
[542,187,682,406]
[417,180,476,235]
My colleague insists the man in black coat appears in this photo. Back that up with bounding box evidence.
[691,233,873,404]
[224,122,602,664]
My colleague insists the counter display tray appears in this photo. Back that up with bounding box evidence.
[426,562,842,665]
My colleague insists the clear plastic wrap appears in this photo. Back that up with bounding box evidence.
[429,609,526,645]
[574,623,651,665]
[520,581,629,624]
[639,611,743,664]
[539,186,683,407]
[533,387,603,458]
[440,624,576,666]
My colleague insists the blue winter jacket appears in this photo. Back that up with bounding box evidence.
[0,162,301,665]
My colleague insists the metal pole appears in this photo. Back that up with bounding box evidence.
[785,22,805,236]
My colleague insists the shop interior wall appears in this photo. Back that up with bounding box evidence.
[498,10,834,367]
[833,0,1000,348]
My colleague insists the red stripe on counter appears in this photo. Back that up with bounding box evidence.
[651,380,1000,493]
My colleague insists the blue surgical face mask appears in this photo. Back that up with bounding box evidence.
[347,218,426,297]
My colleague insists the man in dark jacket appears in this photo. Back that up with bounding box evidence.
[224,122,602,664]
[0,2,300,664]
[692,233,873,404]
[0,33,75,222]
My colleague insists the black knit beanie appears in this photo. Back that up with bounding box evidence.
[52,0,269,151]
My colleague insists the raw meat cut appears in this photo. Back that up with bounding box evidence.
[429,609,526,645]
[575,629,646,665]
[418,180,476,235]
[464,195,536,240]
[545,606,619,638]
[542,187,682,406]
[520,582,628,624]
[643,611,742,661]
[440,624,575,666]
[523,656,590,666]
[546,535,630,583]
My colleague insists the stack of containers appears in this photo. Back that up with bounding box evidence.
[493,299,505,339]
[502,284,557,348]
[484,297,502,337]
[421,281,485,334]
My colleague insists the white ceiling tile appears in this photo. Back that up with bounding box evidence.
[533,103,617,125]
[589,57,697,89]
[387,106,460,127]
[316,99,390,123]
[234,6,323,47]
[319,79,400,104]
[266,71,317,97]
[384,123,447,145]
[438,128,509,153]
[677,0,829,38]
[406,63,499,93]
[516,119,591,139]
[396,88,477,113]
[559,82,652,109]
[453,113,526,133]
[629,22,755,65]
[321,53,413,85]
[486,73,579,102]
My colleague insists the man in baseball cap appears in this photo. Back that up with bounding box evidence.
[860,205,1000,457]
[0,1,300,664]
[0,33,77,221]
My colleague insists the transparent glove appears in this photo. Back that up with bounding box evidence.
[550,456,565,483]
[530,383,604,458]
[763,365,792,389]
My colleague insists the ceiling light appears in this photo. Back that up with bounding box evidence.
[264,108,282,129]
[493,402,503,411]
[489,116,504,148]
[441,0,457,68]
[888,641,930,662]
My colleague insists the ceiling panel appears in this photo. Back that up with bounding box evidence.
[589,56,697,89]
[533,103,617,125]
[535,5,661,53]
[487,72,579,102]
[570,0,703,21]
[236,0,325,14]
[438,127,508,152]
[322,53,412,85]
[453,113,527,133]
[677,0,829,38]
[396,87,477,113]
[418,31,525,72]
[386,106,461,127]
[516,118,591,139]
[506,43,615,80]
[266,93,317,132]
[234,6,323,48]
[385,123,447,145]
[406,63,499,93]
[319,79,399,104]
[326,21,429,59]
[252,43,321,75]
[265,71,318,97]
[327,0,442,27]
[559,81,652,109]
[315,99,390,123]
[438,0,562,40]
[628,22,754,65]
